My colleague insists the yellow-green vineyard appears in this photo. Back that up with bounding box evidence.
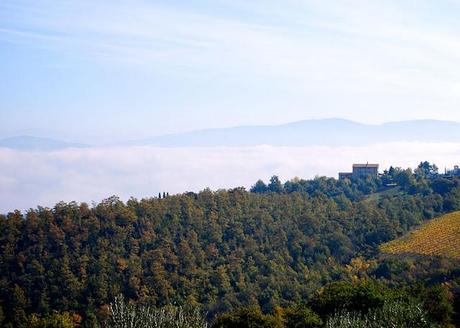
[380,211,460,259]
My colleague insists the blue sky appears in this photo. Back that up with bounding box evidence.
[2,0,460,143]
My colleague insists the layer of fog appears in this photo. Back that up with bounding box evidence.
[1,142,460,213]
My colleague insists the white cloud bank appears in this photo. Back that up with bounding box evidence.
[1,142,460,213]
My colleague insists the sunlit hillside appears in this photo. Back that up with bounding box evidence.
[380,211,460,259]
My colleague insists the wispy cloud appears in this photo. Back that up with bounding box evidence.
[2,0,460,137]
[3,0,460,80]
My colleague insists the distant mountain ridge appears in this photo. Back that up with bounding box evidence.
[3,119,460,149]
[133,118,460,147]
[0,136,87,151]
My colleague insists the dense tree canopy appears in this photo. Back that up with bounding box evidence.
[1,164,460,327]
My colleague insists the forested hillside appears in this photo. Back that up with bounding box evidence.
[1,163,460,327]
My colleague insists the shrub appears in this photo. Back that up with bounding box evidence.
[107,295,208,328]
[283,305,322,328]
[310,280,386,316]
[27,312,78,328]
[325,301,437,328]
[211,306,282,328]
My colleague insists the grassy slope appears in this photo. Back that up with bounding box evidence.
[380,211,460,259]
[363,187,403,204]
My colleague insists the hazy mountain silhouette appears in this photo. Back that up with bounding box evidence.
[134,118,460,147]
[3,119,460,149]
[0,136,87,151]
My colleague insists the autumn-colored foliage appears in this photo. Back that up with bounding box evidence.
[380,211,460,259]
[1,167,460,327]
